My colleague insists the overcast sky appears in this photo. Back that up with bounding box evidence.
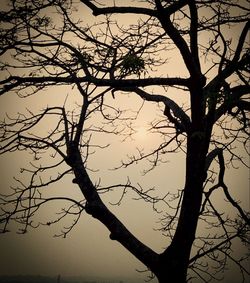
[0,1,249,282]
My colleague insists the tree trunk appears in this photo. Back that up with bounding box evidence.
[157,274,186,283]
[154,253,188,283]
[153,132,209,283]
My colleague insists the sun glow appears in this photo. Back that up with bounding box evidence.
[134,126,148,140]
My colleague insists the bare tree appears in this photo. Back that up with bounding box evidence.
[0,1,249,282]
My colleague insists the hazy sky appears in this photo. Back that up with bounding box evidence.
[0,1,249,282]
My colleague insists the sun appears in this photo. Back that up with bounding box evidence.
[134,126,148,140]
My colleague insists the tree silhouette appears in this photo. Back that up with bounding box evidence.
[0,1,249,282]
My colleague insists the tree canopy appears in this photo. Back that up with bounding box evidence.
[0,1,249,282]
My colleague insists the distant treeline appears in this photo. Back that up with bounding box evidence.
[0,275,56,283]
[0,275,100,283]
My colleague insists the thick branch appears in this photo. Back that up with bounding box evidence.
[80,0,156,17]
[68,146,160,272]
[132,87,191,132]
[214,84,250,122]
[204,147,223,173]
[0,75,190,96]
[206,20,250,90]
[232,20,250,64]
[80,0,188,17]
[155,0,202,79]
[188,0,201,73]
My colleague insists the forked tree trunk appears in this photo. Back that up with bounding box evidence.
[69,118,210,283]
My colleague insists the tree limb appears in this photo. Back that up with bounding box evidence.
[80,0,156,17]
[0,75,190,96]
[217,151,250,226]
[132,87,191,132]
